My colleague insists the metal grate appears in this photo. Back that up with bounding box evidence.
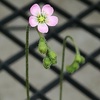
[0,0,100,100]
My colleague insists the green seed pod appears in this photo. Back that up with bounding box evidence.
[38,37,47,54]
[43,57,52,69]
[75,54,82,63]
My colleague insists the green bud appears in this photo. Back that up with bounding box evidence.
[38,42,47,54]
[38,37,47,54]
[51,58,57,64]
[39,36,46,42]
[80,56,85,64]
[72,62,79,70]
[75,54,82,63]
[43,57,52,69]
[75,54,85,64]
[48,49,57,60]
[66,65,75,73]
[47,49,57,65]
[66,62,79,73]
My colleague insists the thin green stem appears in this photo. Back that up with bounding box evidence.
[35,28,43,38]
[38,31,42,37]
[36,29,49,47]
[69,36,80,55]
[59,36,67,100]
[25,25,30,100]
[59,36,80,100]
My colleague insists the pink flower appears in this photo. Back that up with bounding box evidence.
[29,4,58,33]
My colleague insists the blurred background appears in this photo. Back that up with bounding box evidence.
[0,0,100,100]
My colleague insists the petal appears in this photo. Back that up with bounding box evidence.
[29,16,38,27]
[30,4,41,16]
[46,16,58,26]
[38,23,48,33]
[42,4,54,16]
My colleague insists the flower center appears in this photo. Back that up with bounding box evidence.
[37,15,46,23]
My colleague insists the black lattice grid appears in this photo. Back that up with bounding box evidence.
[0,0,100,100]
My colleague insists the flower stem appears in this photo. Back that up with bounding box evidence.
[59,36,79,100]
[35,28,43,38]
[69,36,80,55]
[59,36,67,100]
[25,25,30,100]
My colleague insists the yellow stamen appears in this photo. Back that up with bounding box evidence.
[37,15,46,23]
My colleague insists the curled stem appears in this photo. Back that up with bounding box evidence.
[25,25,30,100]
[59,36,79,100]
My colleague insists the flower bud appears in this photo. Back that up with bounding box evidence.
[39,36,46,42]
[47,49,57,65]
[66,65,75,73]
[38,37,47,54]
[72,62,79,70]
[80,56,85,64]
[38,42,47,54]
[66,62,79,73]
[75,54,81,63]
[43,57,52,69]
[51,58,57,64]
[48,49,57,60]
[75,54,85,64]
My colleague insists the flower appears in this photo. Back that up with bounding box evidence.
[29,4,58,33]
